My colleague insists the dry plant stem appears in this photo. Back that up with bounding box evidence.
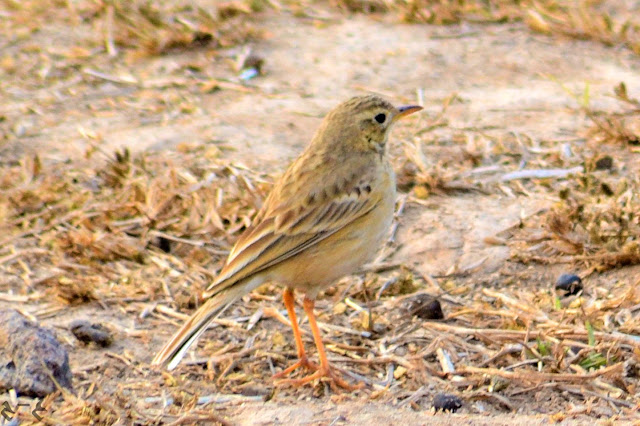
[482,288,547,318]
[500,167,582,181]
[559,385,635,409]
[0,248,51,265]
[272,288,318,379]
[276,297,364,391]
[459,362,624,384]
[330,355,413,369]
[166,414,232,426]
[425,321,640,347]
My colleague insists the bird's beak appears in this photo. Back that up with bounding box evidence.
[393,105,423,122]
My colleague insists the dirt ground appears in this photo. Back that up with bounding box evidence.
[1,1,640,424]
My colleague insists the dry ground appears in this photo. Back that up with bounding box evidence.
[1,1,640,424]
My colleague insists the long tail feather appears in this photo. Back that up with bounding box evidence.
[152,278,260,370]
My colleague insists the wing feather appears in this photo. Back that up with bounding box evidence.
[204,168,379,298]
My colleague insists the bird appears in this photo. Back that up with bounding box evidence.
[152,95,422,390]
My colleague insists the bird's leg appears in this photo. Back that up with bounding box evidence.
[276,296,363,391]
[272,288,318,379]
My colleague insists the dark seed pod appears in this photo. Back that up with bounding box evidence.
[555,274,583,296]
[433,393,462,412]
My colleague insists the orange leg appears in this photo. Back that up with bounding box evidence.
[272,289,317,379]
[276,296,363,391]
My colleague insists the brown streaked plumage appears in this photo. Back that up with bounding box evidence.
[152,95,422,389]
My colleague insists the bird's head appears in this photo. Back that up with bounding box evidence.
[316,95,422,155]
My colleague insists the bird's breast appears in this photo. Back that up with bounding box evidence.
[268,160,396,297]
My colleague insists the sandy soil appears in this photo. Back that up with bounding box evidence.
[1,3,639,425]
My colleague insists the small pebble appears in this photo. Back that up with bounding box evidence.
[241,54,264,74]
[433,393,462,412]
[569,346,583,355]
[191,31,213,46]
[404,295,444,320]
[70,320,114,347]
[560,143,573,159]
[555,274,583,296]
[623,359,639,378]
[239,54,264,81]
[239,68,259,81]
[594,155,613,171]
[157,236,171,253]
[149,236,171,253]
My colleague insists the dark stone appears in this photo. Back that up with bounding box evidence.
[0,310,73,397]
[157,236,171,253]
[404,295,444,320]
[242,54,265,74]
[555,274,583,296]
[69,320,113,347]
[594,156,613,171]
[433,393,462,412]
[149,236,171,253]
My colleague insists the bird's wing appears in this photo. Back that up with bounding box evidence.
[203,166,380,297]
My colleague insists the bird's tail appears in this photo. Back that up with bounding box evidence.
[151,278,260,370]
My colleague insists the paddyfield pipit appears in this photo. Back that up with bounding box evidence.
[152,95,422,389]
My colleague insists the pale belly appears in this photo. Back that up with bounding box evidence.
[266,166,396,298]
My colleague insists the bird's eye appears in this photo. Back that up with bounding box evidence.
[374,113,386,124]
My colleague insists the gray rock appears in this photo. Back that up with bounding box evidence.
[0,310,73,397]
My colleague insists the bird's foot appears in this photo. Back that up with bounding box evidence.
[274,365,364,392]
[272,356,318,379]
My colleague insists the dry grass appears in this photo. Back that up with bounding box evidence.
[1,1,640,423]
[0,0,262,58]
[396,81,640,274]
[327,0,640,55]
[586,82,640,146]
[3,85,640,422]
[5,0,638,60]
[502,83,640,274]
[379,82,640,418]
[0,144,270,308]
[510,172,640,272]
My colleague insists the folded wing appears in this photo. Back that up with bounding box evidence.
[204,164,379,298]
